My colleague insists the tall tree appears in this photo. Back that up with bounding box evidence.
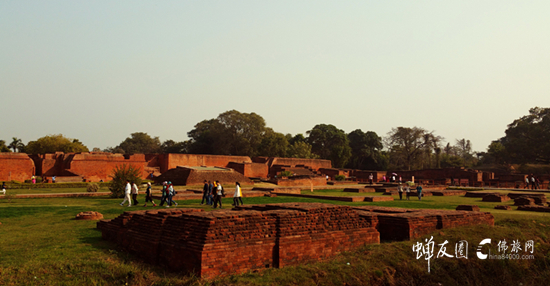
[187,110,267,156]
[258,129,289,157]
[25,134,89,154]
[306,124,351,168]
[115,132,161,154]
[385,127,442,170]
[287,141,319,159]
[161,140,189,154]
[0,140,11,152]
[347,129,385,170]
[501,107,550,164]
[8,137,25,152]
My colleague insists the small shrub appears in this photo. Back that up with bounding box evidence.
[109,164,142,198]
[86,183,100,193]
[335,175,346,181]
[279,171,293,177]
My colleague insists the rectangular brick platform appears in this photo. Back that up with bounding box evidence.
[98,203,379,279]
[352,206,493,241]
[98,203,494,279]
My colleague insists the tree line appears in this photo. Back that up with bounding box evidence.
[2,107,549,171]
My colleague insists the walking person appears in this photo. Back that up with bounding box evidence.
[201,180,209,205]
[213,181,223,209]
[143,182,156,207]
[165,182,178,207]
[416,184,423,201]
[369,173,373,184]
[397,183,403,200]
[131,181,139,206]
[524,176,530,189]
[531,175,536,190]
[233,182,243,206]
[405,184,411,200]
[159,182,168,206]
[120,180,132,207]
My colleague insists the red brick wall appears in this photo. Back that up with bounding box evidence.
[68,153,148,181]
[0,153,35,182]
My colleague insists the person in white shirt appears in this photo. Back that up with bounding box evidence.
[233,182,243,206]
[213,181,223,209]
[120,180,132,207]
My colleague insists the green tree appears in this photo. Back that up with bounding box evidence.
[161,140,189,154]
[187,110,267,156]
[385,127,442,170]
[258,129,289,157]
[501,107,550,164]
[109,164,142,198]
[306,124,351,168]
[25,134,89,154]
[0,140,11,152]
[8,137,25,152]
[347,129,385,170]
[187,119,231,155]
[287,141,319,159]
[115,132,161,154]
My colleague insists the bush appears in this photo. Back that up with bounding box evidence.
[335,175,345,181]
[86,183,100,193]
[279,171,293,177]
[109,164,142,198]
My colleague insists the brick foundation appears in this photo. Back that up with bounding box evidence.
[98,203,494,279]
[482,194,511,202]
[98,203,378,278]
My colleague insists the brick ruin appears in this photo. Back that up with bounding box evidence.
[155,166,253,185]
[97,203,494,279]
[1,153,332,184]
[0,153,35,182]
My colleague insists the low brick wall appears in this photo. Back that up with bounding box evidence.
[482,194,511,202]
[98,203,379,278]
[353,206,493,241]
[98,203,494,278]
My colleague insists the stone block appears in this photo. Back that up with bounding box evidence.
[455,205,480,211]
[482,194,511,202]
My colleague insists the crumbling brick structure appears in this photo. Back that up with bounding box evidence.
[482,194,511,202]
[0,153,35,182]
[155,166,253,186]
[98,203,494,278]
[98,203,379,278]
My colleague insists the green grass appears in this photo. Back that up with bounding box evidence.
[1,192,550,285]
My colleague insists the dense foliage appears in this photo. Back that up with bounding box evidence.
[25,134,89,154]
[109,164,142,198]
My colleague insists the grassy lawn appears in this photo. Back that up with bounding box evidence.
[1,192,549,285]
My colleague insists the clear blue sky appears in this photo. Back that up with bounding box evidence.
[1,1,549,152]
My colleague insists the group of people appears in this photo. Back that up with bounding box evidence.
[201,180,243,209]
[120,180,178,208]
[381,174,402,183]
[525,175,542,190]
[396,183,423,201]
